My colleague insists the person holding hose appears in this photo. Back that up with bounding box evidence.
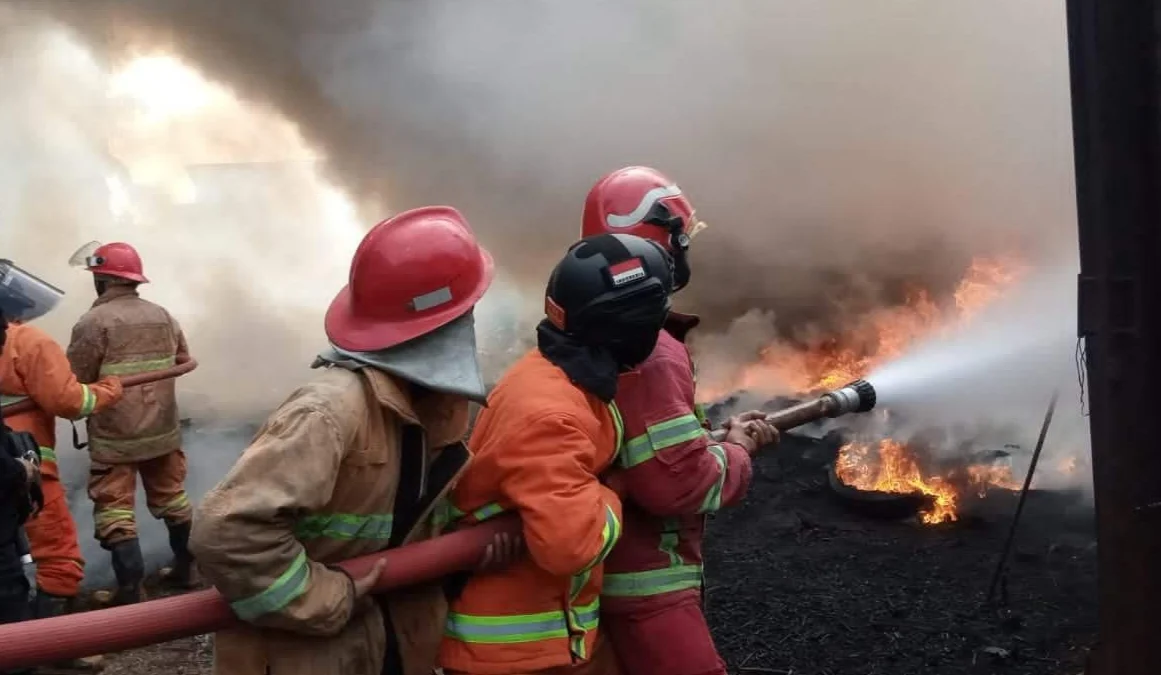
[65,242,195,605]
[190,206,517,675]
[0,259,122,672]
[438,232,677,675]
[0,311,42,675]
[580,167,778,675]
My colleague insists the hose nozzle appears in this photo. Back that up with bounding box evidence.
[821,379,877,416]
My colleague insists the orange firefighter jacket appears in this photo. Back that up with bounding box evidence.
[66,285,189,464]
[438,349,625,675]
[0,322,122,478]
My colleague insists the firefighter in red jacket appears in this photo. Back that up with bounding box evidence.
[581,167,778,675]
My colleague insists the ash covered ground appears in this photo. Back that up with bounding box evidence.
[87,416,1096,675]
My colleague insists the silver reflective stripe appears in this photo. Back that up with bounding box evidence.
[602,564,704,597]
[411,286,453,311]
[444,600,600,644]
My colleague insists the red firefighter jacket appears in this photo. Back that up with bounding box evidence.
[600,315,753,614]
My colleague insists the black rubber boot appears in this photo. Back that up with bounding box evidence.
[159,521,196,589]
[109,539,145,606]
[32,592,106,671]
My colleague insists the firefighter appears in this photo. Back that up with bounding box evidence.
[0,311,40,675]
[0,259,122,670]
[580,166,778,675]
[189,206,512,675]
[66,242,194,605]
[438,232,677,675]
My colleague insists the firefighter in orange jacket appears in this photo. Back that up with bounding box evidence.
[438,233,676,675]
[0,260,123,619]
[581,167,778,675]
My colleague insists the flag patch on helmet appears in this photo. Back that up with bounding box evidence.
[608,258,647,287]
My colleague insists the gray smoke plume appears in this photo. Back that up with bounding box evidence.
[1,0,1082,583]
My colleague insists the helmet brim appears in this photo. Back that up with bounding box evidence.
[325,247,495,353]
[91,268,149,284]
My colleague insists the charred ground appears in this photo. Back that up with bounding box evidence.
[84,417,1096,675]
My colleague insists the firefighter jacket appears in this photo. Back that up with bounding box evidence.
[66,285,189,464]
[438,349,625,675]
[190,364,472,675]
[600,323,753,615]
[0,322,122,479]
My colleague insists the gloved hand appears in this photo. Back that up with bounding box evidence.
[723,411,779,455]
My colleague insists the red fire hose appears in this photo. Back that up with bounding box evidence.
[1,354,200,417]
[0,514,522,670]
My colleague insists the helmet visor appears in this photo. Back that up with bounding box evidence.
[67,241,104,269]
[0,260,65,322]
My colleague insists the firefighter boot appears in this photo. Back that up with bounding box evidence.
[109,539,145,606]
[32,592,106,672]
[159,521,196,589]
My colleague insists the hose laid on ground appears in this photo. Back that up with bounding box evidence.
[0,514,522,670]
[1,355,200,417]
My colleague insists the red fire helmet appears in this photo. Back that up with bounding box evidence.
[86,242,149,283]
[325,205,495,353]
[580,166,697,252]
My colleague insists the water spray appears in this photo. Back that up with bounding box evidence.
[710,379,878,441]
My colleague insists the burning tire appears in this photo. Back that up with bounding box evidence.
[826,463,935,520]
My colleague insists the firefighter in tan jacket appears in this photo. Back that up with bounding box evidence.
[190,206,501,675]
[67,242,194,606]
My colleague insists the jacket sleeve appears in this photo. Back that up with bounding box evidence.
[494,413,624,578]
[614,352,753,517]
[167,311,190,360]
[189,403,358,637]
[21,325,121,420]
[66,314,106,385]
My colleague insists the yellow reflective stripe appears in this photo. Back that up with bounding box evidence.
[602,564,704,597]
[38,446,57,464]
[94,508,135,528]
[153,493,191,517]
[230,551,311,621]
[76,384,96,418]
[607,402,624,454]
[693,403,708,427]
[698,444,729,513]
[580,504,622,572]
[619,413,706,469]
[99,355,176,377]
[0,394,28,407]
[294,513,393,541]
[445,598,600,644]
[658,518,682,567]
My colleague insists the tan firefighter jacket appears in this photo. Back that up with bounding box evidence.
[189,365,472,675]
[67,285,189,464]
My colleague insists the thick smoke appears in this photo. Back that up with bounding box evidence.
[2,1,1082,581]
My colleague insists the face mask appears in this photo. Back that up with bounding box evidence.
[607,324,662,370]
[94,278,108,297]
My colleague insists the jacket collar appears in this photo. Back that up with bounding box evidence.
[360,368,469,448]
[92,285,138,309]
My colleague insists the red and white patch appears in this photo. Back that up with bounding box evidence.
[608,258,647,287]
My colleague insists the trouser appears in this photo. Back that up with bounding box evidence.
[602,593,726,675]
[24,476,85,597]
[444,632,621,675]
[88,449,191,545]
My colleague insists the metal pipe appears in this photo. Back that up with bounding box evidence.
[709,379,876,442]
[0,514,522,670]
[1,355,198,417]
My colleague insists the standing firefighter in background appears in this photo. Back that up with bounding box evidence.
[439,233,676,675]
[0,259,122,668]
[581,167,778,675]
[191,206,509,675]
[66,242,194,605]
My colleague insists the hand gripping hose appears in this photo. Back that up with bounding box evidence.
[0,514,523,670]
[1,354,200,418]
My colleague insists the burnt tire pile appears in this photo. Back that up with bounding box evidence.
[701,432,1097,675]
